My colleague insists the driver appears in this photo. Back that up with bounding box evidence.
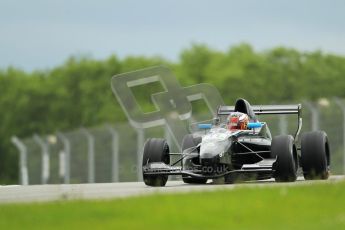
[227,112,249,131]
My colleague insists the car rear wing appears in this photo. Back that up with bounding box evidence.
[217,104,302,116]
[217,104,302,143]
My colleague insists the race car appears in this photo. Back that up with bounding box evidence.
[142,98,330,186]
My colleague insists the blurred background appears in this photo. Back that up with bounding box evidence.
[1,0,345,184]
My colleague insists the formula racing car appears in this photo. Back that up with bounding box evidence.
[142,98,330,186]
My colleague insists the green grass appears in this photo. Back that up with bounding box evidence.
[1,181,345,230]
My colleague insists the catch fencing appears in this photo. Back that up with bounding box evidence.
[12,98,345,185]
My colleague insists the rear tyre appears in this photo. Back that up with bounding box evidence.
[301,131,330,180]
[181,134,207,184]
[271,135,298,182]
[142,138,170,187]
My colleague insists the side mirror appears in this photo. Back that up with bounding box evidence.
[247,122,263,129]
[198,123,212,129]
[212,117,220,125]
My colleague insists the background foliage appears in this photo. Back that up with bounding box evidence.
[1,43,345,184]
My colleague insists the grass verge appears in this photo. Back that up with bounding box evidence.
[1,181,345,229]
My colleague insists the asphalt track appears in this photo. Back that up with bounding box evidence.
[0,176,343,204]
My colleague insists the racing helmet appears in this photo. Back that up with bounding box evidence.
[227,112,249,130]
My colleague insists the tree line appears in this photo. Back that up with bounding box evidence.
[1,43,345,183]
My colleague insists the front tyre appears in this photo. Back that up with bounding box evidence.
[181,134,207,184]
[271,135,298,182]
[301,131,330,180]
[142,138,170,187]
